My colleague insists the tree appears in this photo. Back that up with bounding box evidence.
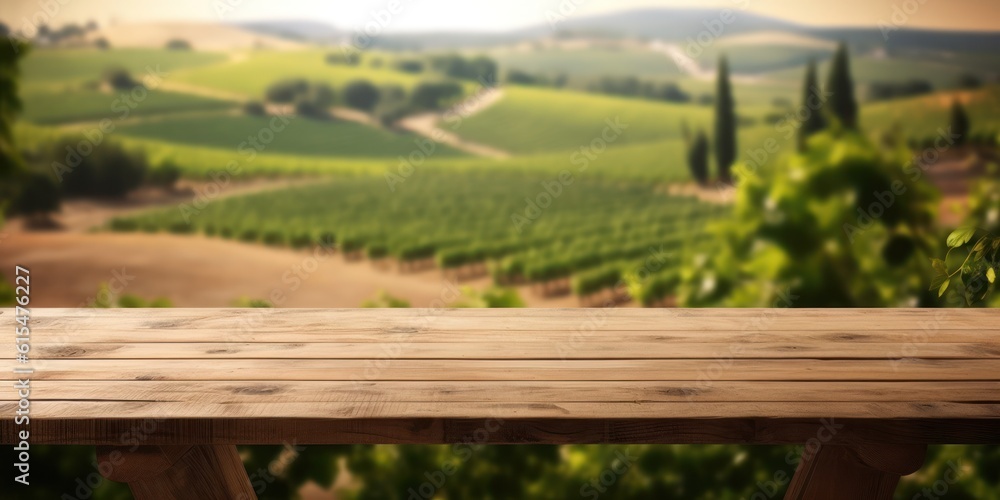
[343,80,381,112]
[687,130,709,186]
[824,42,858,129]
[714,55,736,183]
[798,59,827,150]
[950,100,970,146]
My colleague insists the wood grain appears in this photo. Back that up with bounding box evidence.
[2,308,998,446]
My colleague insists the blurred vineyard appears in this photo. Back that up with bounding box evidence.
[110,172,725,305]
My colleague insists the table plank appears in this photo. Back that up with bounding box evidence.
[5,358,1000,381]
[8,380,1000,403]
[4,308,998,446]
[12,341,1000,359]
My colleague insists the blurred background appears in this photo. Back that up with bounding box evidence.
[1,0,998,497]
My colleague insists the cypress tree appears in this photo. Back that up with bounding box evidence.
[950,100,970,146]
[798,59,827,150]
[825,42,858,129]
[714,55,736,183]
[687,130,709,186]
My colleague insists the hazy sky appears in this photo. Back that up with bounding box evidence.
[4,0,999,33]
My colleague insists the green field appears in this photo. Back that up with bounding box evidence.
[112,171,724,300]
[862,85,1000,139]
[22,48,228,87]
[114,114,468,158]
[491,46,686,79]
[172,49,432,100]
[21,88,236,125]
[455,86,712,153]
[700,44,834,74]
[765,55,984,89]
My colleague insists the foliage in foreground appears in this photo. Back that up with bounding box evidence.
[933,165,1000,305]
[680,131,939,307]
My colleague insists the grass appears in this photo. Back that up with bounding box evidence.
[699,44,834,74]
[21,88,236,125]
[172,49,434,100]
[862,85,1000,139]
[490,46,686,79]
[114,114,468,158]
[22,48,227,88]
[455,86,712,154]
[764,55,984,89]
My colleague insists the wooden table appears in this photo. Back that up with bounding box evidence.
[4,308,999,499]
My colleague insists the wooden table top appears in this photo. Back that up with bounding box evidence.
[3,308,999,445]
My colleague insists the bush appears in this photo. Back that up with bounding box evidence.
[867,80,933,101]
[165,39,192,50]
[306,82,335,108]
[506,70,539,85]
[12,170,61,222]
[410,81,463,110]
[679,131,939,307]
[54,140,148,199]
[429,54,497,82]
[265,78,309,103]
[147,161,182,189]
[243,101,266,116]
[394,59,424,74]
[343,80,380,112]
[102,67,138,90]
[325,52,359,66]
[295,100,329,120]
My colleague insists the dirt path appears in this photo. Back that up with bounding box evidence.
[0,231,581,308]
[397,87,512,159]
[5,178,318,234]
[2,179,581,308]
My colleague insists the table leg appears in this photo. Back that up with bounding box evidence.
[784,442,927,500]
[96,444,256,500]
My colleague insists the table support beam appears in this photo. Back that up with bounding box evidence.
[784,442,927,500]
[96,444,256,500]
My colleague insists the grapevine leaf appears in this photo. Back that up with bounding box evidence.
[989,267,997,284]
[946,226,976,248]
[938,280,950,297]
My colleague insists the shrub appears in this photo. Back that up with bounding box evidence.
[343,80,380,112]
[325,52,359,65]
[265,78,309,103]
[102,67,138,90]
[679,131,939,307]
[12,170,61,223]
[410,81,463,110]
[55,139,148,198]
[165,39,192,50]
[243,101,266,116]
[394,59,424,74]
[147,161,182,189]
